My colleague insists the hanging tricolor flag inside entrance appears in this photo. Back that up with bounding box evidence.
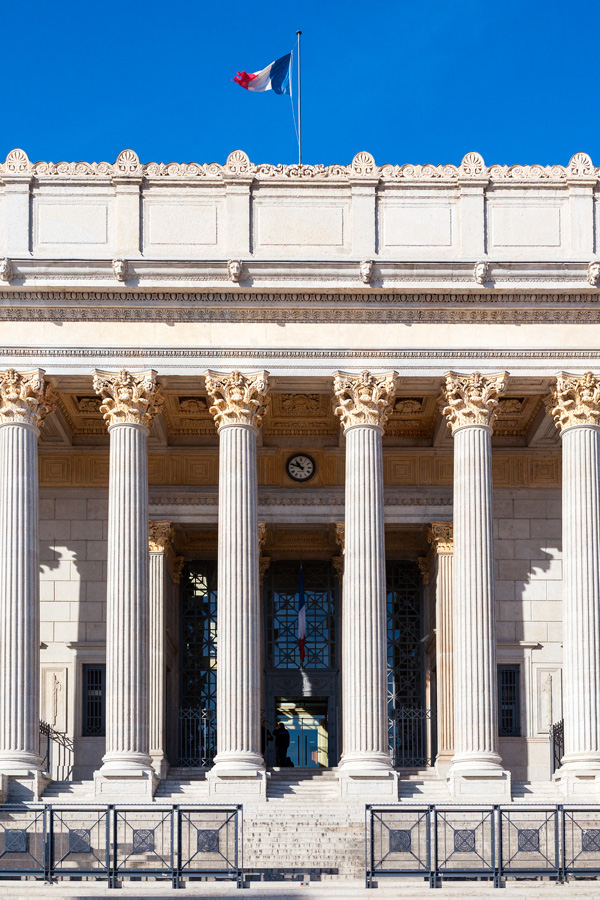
[298,562,306,665]
[234,53,291,95]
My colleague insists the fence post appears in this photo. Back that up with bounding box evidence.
[493,805,501,888]
[44,804,52,884]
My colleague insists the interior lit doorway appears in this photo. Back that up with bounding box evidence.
[275,698,328,768]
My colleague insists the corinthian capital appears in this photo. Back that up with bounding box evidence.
[441,371,508,432]
[204,370,269,429]
[0,368,56,427]
[333,370,398,430]
[547,371,600,430]
[428,521,453,554]
[149,520,175,553]
[93,369,163,429]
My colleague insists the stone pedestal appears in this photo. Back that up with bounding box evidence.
[428,522,454,777]
[442,372,511,801]
[548,373,600,798]
[334,370,399,798]
[0,370,55,799]
[92,369,162,800]
[205,370,269,801]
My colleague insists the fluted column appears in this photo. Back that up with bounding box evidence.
[93,369,162,794]
[548,373,600,790]
[442,371,511,798]
[0,370,55,791]
[334,370,398,786]
[205,370,269,789]
[149,520,178,780]
[428,522,454,775]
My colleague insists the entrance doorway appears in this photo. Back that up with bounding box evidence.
[275,698,328,768]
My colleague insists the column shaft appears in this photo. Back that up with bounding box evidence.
[0,423,41,771]
[435,549,454,766]
[149,550,168,776]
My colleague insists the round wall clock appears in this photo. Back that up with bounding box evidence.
[286,454,316,483]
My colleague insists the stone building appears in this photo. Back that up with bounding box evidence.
[0,146,598,815]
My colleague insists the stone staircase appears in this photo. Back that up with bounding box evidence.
[397,767,452,803]
[41,779,95,803]
[267,766,340,801]
[153,767,209,801]
[511,780,563,803]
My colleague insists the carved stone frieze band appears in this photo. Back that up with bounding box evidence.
[441,371,509,432]
[93,369,163,429]
[0,368,56,428]
[428,521,454,554]
[547,372,600,430]
[333,370,398,431]
[204,370,269,430]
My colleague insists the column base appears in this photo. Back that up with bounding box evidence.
[447,762,512,801]
[150,751,169,781]
[435,751,455,779]
[207,765,267,802]
[94,767,158,801]
[554,761,600,800]
[337,755,398,800]
[0,769,50,802]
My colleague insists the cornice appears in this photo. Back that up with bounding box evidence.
[2,148,598,184]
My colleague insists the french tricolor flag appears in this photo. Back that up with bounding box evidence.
[234,53,291,95]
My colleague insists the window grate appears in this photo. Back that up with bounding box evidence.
[82,664,105,737]
[498,665,520,736]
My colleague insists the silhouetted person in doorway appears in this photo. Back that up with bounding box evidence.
[274,721,290,766]
[261,718,273,758]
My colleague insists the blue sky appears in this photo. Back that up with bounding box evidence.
[2,0,597,167]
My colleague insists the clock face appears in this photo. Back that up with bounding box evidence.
[286,454,316,483]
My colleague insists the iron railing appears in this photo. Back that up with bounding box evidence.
[366,805,600,888]
[175,707,216,768]
[39,721,74,782]
[0,804,241,888]
[550,719,564,776]
[389,708,435,768]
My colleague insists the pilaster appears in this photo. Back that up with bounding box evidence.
[441,371,511,800]
[334,370,399,798]
[428,522,454,776]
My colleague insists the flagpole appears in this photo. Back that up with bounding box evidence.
[296,30,302,165]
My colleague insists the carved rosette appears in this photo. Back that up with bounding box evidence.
[428,521,454,554]
[441,371,508,432]
[204,370,269,430]
[149,520,175,553]
[93,369,163,429]
[547,372,600,431]
[0,368,56,428]
[333,370,398,431]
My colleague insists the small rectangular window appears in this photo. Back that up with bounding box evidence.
[498,665,520,737]
[82,665,105,737]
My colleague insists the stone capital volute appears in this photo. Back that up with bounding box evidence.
[93,369,163,429]
[546,371,600,431]
[149,520,175,553]
[204,370,269,429]
[0,368,56,428]
[441,371,508,432]
[428,521,454,554]
[333,370,398,431]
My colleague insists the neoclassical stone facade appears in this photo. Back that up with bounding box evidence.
[0,148,599,803]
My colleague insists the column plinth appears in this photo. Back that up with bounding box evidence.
[205,370,269,800]
[442,372,511,800]
[548,373,600,797]
[0,370,55,800]
[92,369,162,800]
[334,370,399,799]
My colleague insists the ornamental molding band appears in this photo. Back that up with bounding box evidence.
[333,370,399,431]
[441,371,509,432]
[547,372,600,430]
[92,369,163,429]
[204,370,270,430]
[0,368,56,428]
[148,520,176,553]
[1,148,598,182]
[428,521,454,554]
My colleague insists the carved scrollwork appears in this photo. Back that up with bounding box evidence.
[441,371,509,431]
[547,371,600,430]
[92,368,163,429]
[0,368,56,427]
[428,521,453,554]
[204,370,270,429]
[149,520,175,553]
[333,370,398,430]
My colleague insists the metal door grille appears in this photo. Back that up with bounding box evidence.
[82,665,105,737]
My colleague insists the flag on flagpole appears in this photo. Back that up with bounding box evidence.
[234,53,292,95]
[298,562,306,665]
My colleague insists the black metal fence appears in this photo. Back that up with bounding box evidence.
[550,718,564,776]
[0,804,241,888]
[367,805,600,888]
[389,708,435,767]
[175,708,217,768]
